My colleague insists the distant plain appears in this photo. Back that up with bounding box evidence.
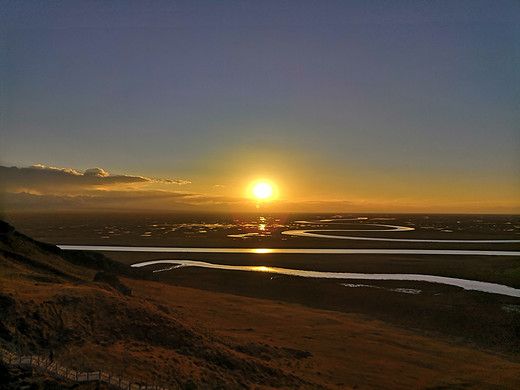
[6,212,520,357]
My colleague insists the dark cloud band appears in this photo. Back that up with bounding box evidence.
[0,165,191,193]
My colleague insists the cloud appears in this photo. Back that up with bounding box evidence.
[0,165,191,193]
[0,189,253,212]
[153,178,192,185]
[0,191,200,211]
[84,167,110,177]
[0,164,241,212]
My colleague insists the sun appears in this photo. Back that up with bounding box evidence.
[253,182,273,200]
[247,179,278,202]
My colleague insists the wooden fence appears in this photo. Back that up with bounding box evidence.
[0,348,172,390]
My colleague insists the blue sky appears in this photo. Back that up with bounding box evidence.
[1,1,519,212]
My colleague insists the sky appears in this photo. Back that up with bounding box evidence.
[1,0,519,214]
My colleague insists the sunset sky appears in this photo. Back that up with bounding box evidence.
[1,1,519,213]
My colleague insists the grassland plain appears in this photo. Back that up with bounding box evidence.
[2,214,520,389]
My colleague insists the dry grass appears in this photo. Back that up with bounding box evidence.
[2,219,520,389]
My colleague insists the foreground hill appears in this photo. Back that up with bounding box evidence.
[0,221,311,389]
[1,220,520,389]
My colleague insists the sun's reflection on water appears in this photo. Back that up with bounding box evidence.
[251,266,273,272]
[251,248,272,254]
[229,214,289,238]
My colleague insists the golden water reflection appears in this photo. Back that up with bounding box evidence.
[128,259,520,298]
[251,266,274,272]
[229,215,288,238]
[251,248,272,254]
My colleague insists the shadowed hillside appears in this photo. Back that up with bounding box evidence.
[0,221,314,389]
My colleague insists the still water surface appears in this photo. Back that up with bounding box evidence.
[57,219,520,298]
[130,259,520,298]
[58,245,520,256]
[283,230,520,243]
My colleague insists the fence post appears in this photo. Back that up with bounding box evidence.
[0,350,163,390]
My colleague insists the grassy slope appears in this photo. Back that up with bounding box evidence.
[1,220,520,389]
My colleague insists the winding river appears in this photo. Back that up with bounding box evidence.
[130,259,520,298]
[58,245,520,256]
[283,220,520,243]
[58,220,520,298]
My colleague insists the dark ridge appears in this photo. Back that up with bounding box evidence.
[1,220,134,277]
[60,250,133,276]
[0,220,60,255]
[93,271,132,296]
[0,249,77,281]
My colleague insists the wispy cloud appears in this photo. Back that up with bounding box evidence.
[0,165,190,193]
[0,164,245,211]
[1,190,197,210]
